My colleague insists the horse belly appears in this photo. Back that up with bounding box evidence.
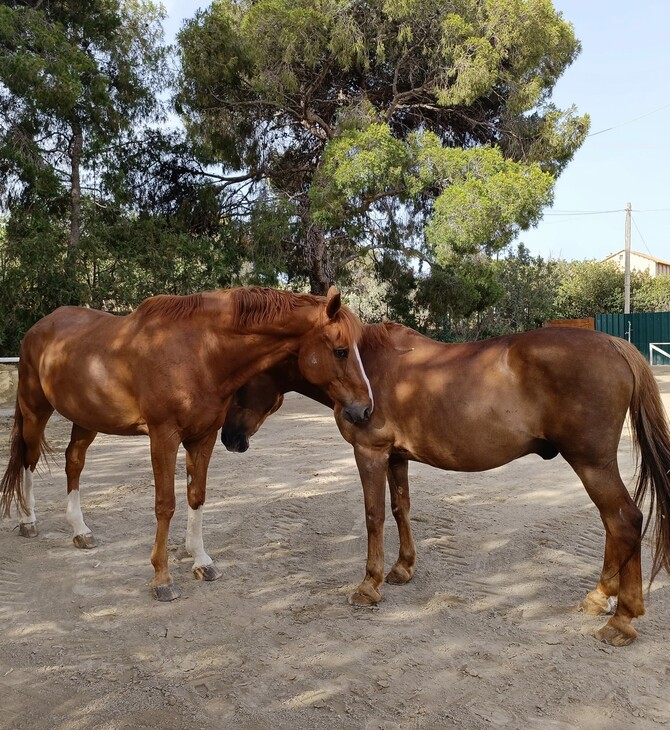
[398,404,540,473]
[39,350,146,435]
[405,438,535,472]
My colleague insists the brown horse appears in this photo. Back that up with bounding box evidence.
[221,322,670,645]
[0,286,373,601]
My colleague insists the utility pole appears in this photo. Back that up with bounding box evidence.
[624,202,631,314]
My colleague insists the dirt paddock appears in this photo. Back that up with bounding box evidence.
[2,369,670,729]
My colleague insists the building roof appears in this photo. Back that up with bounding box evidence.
[602,249,670,266]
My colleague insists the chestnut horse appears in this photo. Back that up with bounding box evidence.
[0,286,373,600]
[221,322,670,645]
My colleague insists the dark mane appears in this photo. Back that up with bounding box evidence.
[135,293,205,321]
[232,287,320,328]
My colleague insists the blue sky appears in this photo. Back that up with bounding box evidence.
[163,1,670,264]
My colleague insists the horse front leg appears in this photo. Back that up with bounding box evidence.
[385,456,416,585]
[148,427,181,601]
[183,431,222,583]
[65,424,98,549]
[349,444,389,606]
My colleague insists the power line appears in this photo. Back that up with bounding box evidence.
[543,209,623,216]
[544,207,670,217]
[630,214,655,258]
[586,101,670,137]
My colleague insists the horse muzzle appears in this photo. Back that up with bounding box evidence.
[342,403,372,425]
[220,428,250,453]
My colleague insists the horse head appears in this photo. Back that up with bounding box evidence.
[221,374,285,453]
[297,287,373,425]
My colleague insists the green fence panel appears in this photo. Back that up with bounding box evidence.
[595,312,670,364]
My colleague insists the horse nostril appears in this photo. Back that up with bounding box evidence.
[343,404,372,424]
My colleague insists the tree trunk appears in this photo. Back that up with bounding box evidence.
[305,221,333,296]
[68,117,83,257]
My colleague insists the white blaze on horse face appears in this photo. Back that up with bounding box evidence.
[354,344,374,412]
[186,506,213,569]
[19,468,36,524]
[66,490,91,538]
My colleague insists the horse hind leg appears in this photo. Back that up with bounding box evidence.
[183,431,222,583]
[18,468,37,537]
[569,458,644,646]
[2,399,54,537]
[65,425,98,549]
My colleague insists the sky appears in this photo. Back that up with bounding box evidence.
[162,1,670,264]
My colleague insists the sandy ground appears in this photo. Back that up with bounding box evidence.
[2,371,670,730]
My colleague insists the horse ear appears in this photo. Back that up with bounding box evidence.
[325,286,341,320]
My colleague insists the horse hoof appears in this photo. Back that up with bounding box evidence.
[73,533,98,549]
[152,583,181,602]
[193,564,222,582]
[385,564,414,585]
[594,622,638,646]
[18,522,38,538]
[580,590,616,616]
[348,588,383,607]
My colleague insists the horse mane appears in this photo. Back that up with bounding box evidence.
[135,287,365,344]
[135,293,205,321]
[232,287,322,328]
[362,321,401,350]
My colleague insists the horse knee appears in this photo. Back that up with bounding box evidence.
[154,500,176,521]
[365,509,385,537]
[187,486,206,511]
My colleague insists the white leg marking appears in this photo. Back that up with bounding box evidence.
[66,490,91,538]
[19,468,36,524]
[354,344,374,411]
[186,506,213,569]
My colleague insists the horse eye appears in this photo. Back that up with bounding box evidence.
[334,348,348,359]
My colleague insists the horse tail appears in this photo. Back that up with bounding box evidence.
[610,337,670,583]
[0,399,29,518]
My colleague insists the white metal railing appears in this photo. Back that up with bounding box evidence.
[649,343,670,365]
[0,357,19,363]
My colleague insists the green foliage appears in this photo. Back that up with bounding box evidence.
[177,0,589,295]
[0,0,594,350]
[552,260,624,318]
[0,201,247,352]
[0,0,168,206]
[310,123,408,230]
[423,146,555,259]
[417,257,502,323]
[634,274,670,312]
[483,244,560,333]
[0,2,251,351]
